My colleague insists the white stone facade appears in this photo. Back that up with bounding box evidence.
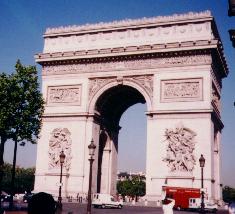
[34,11,228,203]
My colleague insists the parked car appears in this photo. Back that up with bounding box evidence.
[92,193,123,209]
[189,198,218,213]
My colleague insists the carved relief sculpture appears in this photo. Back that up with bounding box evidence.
[163,125,197,172]
[47,85,81,105]
[48,128,72,171]
[161,78,202,102]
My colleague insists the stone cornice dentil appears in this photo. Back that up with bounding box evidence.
[44,11,212,36]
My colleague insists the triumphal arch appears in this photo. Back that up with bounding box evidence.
[34,11,228,203]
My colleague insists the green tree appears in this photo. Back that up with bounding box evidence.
[1,163,35,193]
[117,175,146,201]
[0,60,44,208]
[0,73,16,208]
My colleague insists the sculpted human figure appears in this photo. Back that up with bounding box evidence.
[48,128,72,170]
[163,125,197,172]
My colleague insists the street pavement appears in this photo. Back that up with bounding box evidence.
[62,203,229,214]
[1,202,228,214]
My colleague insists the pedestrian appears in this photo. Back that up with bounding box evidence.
[28,192,56,214]
[162,195,175,214]
[229,201,235,214]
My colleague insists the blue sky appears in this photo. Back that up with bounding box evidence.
[1,0,235,187]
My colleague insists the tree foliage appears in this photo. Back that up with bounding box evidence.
[0,60,44,200]
[1,163,35,193]
[117,175,146,201]
[0,60,44,158]
[223,186,235,203]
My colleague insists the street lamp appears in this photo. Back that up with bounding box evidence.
[199,154,205,213]
[87,139,96,214]
[57,150,66,212]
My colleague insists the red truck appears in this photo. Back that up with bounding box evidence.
[162,186,201,210]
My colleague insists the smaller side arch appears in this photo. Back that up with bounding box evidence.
[88,77,152,113]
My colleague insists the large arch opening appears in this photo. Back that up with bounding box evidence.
[118,103,147,173]
[94,85,147,194]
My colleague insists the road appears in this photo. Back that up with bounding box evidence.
[1,202,228,214]
[62,203,229,214]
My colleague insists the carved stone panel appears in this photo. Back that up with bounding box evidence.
[47,85,82,105]
[48,128,72,171]
[161,78,203,102]
[163,124,197,172]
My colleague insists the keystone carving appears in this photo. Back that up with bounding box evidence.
[48,128,72,171]
[163,125,197,172]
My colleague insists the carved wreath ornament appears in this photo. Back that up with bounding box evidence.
[48,128,72,171]
[163,125,197,172]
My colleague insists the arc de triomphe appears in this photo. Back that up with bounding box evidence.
[34,11,228,203]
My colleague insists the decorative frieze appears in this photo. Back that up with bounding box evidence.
[48,128,72,171]
[88,75,153,102]
[161,78,203,102]
[163,124,197,172]
[42,55,212,76]
[47,85,82,105]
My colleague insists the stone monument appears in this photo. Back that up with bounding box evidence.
[34,11,228,203]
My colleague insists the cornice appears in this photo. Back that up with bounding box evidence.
[44,11,212,37]
[35,39,217,63]
[35,39,228,78]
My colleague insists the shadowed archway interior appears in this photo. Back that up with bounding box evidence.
[95,85,146,131]
[95,85,146,193]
